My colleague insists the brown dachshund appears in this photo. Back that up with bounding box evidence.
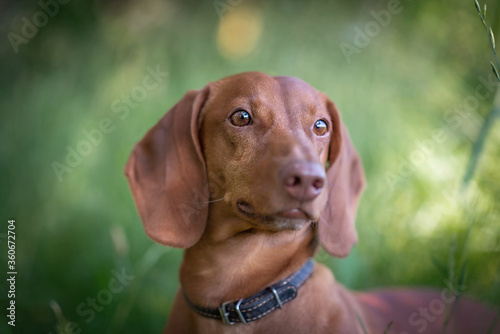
[125,72,499,334]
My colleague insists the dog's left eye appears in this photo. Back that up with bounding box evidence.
[313,120,328,136]
[229,110,252,126]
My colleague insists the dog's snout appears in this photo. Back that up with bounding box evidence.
[281,161,325,201]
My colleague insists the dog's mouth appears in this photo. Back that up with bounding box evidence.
[236,199,314,225]
[277,209,310,220]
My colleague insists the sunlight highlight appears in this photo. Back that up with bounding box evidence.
[216,7,263,60]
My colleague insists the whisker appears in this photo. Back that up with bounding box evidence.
[194,198,224,204]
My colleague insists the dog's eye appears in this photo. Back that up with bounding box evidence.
[229,110,252,126]
[313,120,328,136]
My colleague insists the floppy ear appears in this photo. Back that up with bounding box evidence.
[124,87,210,248]
[319,97,365,258]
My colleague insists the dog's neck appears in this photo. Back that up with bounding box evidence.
[179,204,318,308]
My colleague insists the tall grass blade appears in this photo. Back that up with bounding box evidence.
[355,310,368,334]
[486,309,499,334]
[475,0,481,13]
[492,62,500,80]
[383,321,393,334]
[462,105,500,187]
[490,28,496,49]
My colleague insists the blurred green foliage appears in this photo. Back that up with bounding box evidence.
[0,0,499,333]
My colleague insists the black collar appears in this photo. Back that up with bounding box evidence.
[183,259,315,325]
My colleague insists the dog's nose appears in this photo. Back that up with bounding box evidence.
[281,161,325,201]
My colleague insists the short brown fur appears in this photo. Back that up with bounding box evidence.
[125,72,499,334]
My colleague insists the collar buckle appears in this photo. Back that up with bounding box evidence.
[218,301,235,325]
[219,299,247,325]
[269,286,283,309]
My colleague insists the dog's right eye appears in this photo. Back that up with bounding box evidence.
[313,119,328,136]
[229,110,252,127]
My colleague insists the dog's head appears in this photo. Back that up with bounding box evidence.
[125,72,365,257]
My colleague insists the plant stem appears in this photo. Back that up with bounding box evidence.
[462,92,500,188]
[463,1,500,188]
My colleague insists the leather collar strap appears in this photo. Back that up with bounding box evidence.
[183,259,315,325]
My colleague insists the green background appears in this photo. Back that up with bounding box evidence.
[1,0,499,332]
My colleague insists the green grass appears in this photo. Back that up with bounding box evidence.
[0,0,499,333]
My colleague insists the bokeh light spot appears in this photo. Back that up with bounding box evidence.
[216,7,263,60]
